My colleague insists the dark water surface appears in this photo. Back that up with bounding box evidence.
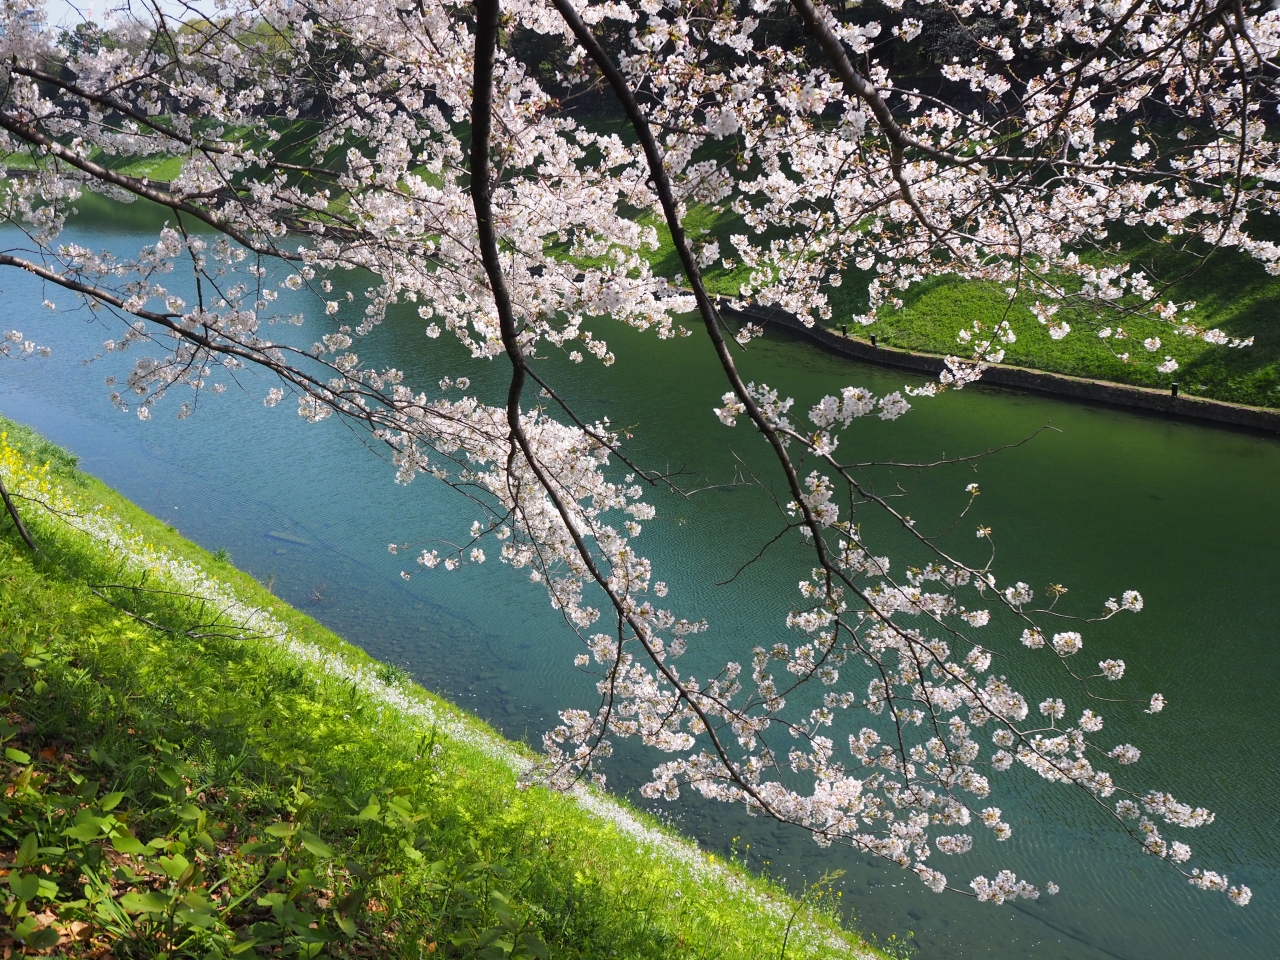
[1,198,1277,958]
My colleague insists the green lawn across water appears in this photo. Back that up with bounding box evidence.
[840,252,1280,409]
[2,148,185,183]
[631,202,1280,410]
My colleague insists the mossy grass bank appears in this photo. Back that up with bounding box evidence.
[632,206,1280,411]
[0,416,903,959]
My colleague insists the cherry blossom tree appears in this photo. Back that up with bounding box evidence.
[2,0,1274,906]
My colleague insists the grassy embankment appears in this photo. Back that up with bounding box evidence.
[557,112,1280,407]
[12,120,1273,408]
[0,417,899,959]
[631,205,1280,410]
[2,146,185,183]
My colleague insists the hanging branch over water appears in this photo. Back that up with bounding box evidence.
[1,0,1270,908]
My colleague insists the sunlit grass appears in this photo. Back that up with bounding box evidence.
[833,245,1280,409]
[0,417,889,960]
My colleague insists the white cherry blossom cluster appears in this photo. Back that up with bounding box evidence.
[0,0,1262,909]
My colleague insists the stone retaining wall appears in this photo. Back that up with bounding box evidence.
[722,302,1280,435]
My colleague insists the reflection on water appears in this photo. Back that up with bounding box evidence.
[1,198,1277,958]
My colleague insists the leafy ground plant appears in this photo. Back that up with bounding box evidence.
[0,590,552,958]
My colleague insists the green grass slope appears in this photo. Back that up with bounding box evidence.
[0,417,891,960]
[844,251,1280,410]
